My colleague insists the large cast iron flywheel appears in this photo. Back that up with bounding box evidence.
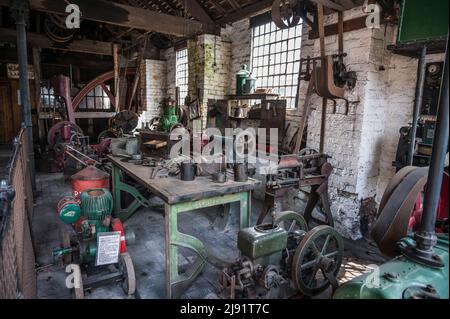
[371,167,429,257]
[72,68,137,112]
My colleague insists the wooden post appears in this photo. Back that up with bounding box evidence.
[113,43,120,112]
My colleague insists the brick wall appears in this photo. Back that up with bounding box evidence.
[138,9,445,239]
[137,59,167,129]
[187,34,232,128]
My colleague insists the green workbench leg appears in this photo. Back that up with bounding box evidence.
[165,203,177,299]
[164,191,251,298]
[111,163,152,221]
[112,164,122,217]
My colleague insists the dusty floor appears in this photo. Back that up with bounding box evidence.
[32,172,385,299]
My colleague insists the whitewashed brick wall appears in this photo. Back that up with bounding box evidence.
[137,59,167,128]
[187,34,232,128]
[137,10,445,239]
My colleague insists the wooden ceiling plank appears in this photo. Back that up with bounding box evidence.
[226,0,241,10]
[216,0,273,25]
[177,0,215,24]
[207,0,227,14]
[0,0,215,37]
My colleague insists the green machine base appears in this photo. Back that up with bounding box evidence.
[333,234,449,299]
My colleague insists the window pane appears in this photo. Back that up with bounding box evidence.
[176,48,189,106]
[251,21,303,108]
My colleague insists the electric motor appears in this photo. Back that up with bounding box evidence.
[80,188,113,220]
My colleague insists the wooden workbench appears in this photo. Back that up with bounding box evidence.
[107,155,260,298]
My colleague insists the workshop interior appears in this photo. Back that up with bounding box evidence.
[0,0,448,301]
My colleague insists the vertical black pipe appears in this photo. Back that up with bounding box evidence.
[416,37,449,254]
[11,0,35,191]
[409,46,427,165]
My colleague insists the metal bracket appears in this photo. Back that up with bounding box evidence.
[112,165,152,221]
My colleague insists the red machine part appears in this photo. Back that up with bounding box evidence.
[111,218,127,253]
[47,121,84,146]
[71,166,110,199]
[90,138,112,158]
[52,75,76,124]
[409,171,449,233]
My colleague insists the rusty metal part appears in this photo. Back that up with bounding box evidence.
[234,163,249,182]
[72,68,137,111]
[44,13,76,44]
[119,252,136,296]
[52,75,76,124]
[372,167,429,257]
[291,225,343,296]
[272,0,302,30]
[112,110,139,134]
[315,56,346,100]
[257,151,333,226]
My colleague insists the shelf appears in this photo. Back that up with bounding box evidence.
[387,40,446,58]
[226,93,280,100]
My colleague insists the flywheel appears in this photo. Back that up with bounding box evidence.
[291,225,343,296]
[371,167,429,257]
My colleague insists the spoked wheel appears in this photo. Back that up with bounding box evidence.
[72,264,84,299]
[118,252,136,296]
[292,225,343,296]
[274,211,309,236]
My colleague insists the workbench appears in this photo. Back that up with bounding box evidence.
[107,155,260,298]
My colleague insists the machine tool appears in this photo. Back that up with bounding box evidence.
[53,187,136,299]
[257,149,334,228]
[220,211,343,299]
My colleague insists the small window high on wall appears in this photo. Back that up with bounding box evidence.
[176,48,189,106]
[251,21,302,109]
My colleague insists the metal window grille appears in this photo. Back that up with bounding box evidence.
[176,48,189,106]
[40,86,56,110]
[251,21,303,109]
[78,85,112,110]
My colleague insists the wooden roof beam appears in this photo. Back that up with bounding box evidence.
[216,0,273,25]
[177,0,215,24]
[0,0,216,37]
[0,27,114,56]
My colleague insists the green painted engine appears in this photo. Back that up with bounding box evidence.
[160,100,179,132]
[54,188,128,265]
[220,211,345,299]
[334,234,449,299]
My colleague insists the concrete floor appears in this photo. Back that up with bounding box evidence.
[32,172,384,299]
